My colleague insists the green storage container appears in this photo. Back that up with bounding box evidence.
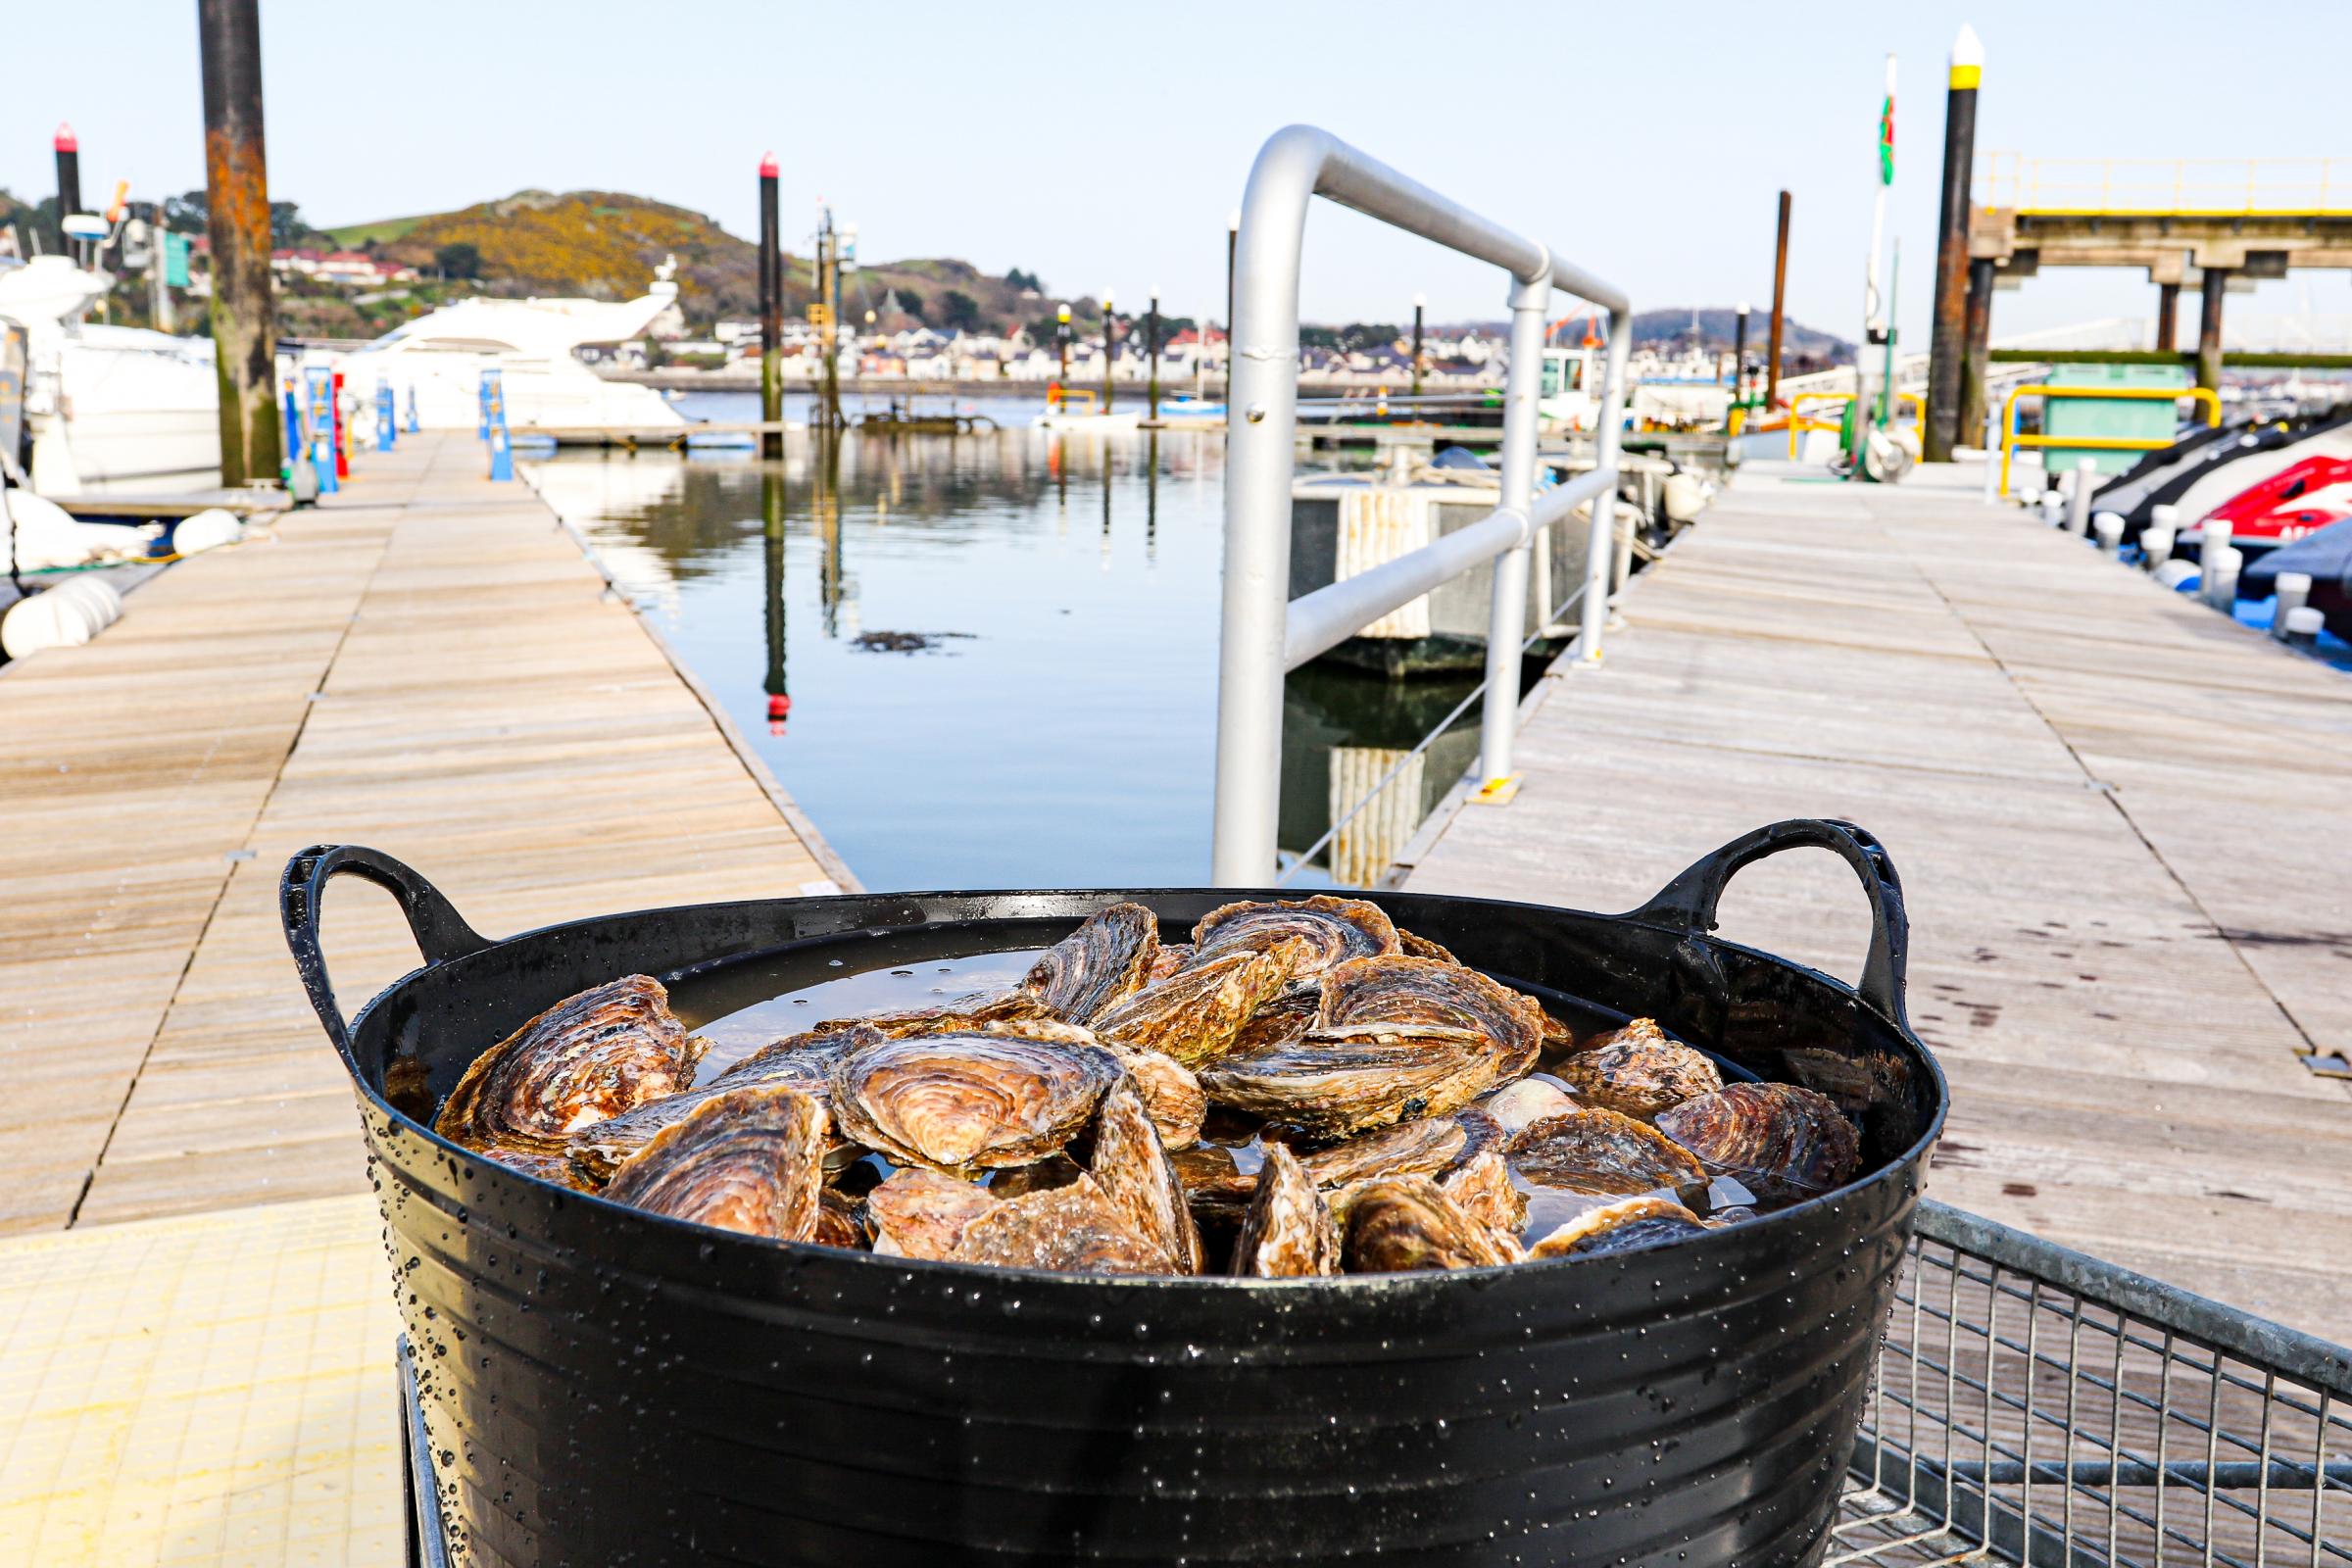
[2040,363,2194,478]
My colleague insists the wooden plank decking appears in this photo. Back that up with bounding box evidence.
[1400,461,2352,1343]
[0,432,851,1236]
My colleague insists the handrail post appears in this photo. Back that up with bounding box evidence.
[1209,130,1319,885]
[1575,308,1633,664]
[1476,270,1550,789]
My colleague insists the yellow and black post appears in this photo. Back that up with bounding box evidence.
[758,153,782,459]
[1925,24,1983,464]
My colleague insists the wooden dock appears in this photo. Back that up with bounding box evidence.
[0,431,858,1564]
[1398,459,2352,1342]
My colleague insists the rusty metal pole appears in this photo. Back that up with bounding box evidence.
[1926,24,1982,463]
[758,153,782,459]
[197,0,281,487]
[1959,256,1994,442]
[2155,282,2180,353]
[1765,190,1791,409]
[2196,267,2228,394]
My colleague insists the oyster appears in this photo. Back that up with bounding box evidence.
[1299,1116,1467,1188]
[1227,981,1319,1056]
[1088,1079,1203,1272]
[1098,1043,1206,1151]
[1559,1019,1723,1119]
[1394,926,1461,965]
[1342,1176,1519,1272]
[1317,956,1544,1072]
[813,990,1060,1040]
[480,1146,594,1192]
[1189,894,1399,978]
[568,1027,870,1184]
[1147,944,1193,984]
[1528,1196,1708,1260]
[1438,1145,1525,1237]
[601,1084,827,1242]
[830,1031,1120,1171]
[814,1189,867,1249]
[1506,1106,1709,1203]
[1022,902,1160,1022]
[1469,1075,1581,1138]
[866,1167,1000,1259]
[1654,1082,1861,1203]
[1199,1024,1501,1139]
[1231,1144,1340,1277]
[951,1173,1177,1274]
[1169,1143,1264,1225]
[1091,939,1309,1066]
[435,975,706,1157]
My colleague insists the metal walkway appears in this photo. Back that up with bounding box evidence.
[1400,459,2352,1343]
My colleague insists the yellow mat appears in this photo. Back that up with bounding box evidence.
[0,1195,399,1567]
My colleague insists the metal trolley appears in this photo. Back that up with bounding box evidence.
[400,1196,2351,1567]
[1835,1200,2352,1567]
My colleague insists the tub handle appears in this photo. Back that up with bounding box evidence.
[280,844,489,1051]
[1625,818,1910,1029]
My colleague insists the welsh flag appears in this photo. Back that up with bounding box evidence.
[1878,90,1894,185]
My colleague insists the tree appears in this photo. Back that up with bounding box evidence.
[1005,267,1041,292]
[435,242,481,279]
[941,289,980,331]
[163,189,209,234]
[270,201,320,247]
[894,287,924,319]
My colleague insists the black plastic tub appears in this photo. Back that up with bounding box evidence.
[283,818,1945,1568]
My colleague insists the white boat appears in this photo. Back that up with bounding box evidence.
[0,255,221,493]
[337,261,688,435]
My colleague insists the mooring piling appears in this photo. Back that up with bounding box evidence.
[1766,190,1790,410]
[1147,288,1161,421]
[2203,545,2241,609]
[1925,24,1983,462]
[197,0,281,488]
[2093,512,2123,550]
[53,123,82,262]
[2282,606,2324,645]
[1102,293,1115,414]
[2066,457,2095,535]
[2273,571,2313,637]
[758,152,783,459]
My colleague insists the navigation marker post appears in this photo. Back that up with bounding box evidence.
[758,152,783,459]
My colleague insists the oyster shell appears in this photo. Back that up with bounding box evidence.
[1506,1106,1710,1203]
[830,1031,1120,1171]
[813,1189,867,1250]
[1653,1082,1861,1202]
[1299,1116,1467,1188]
[1091,939,1309,1066]
[813,990,1061,1040]
[1342,1176,1519,1272]
[480,1146,595,1192]
[1088,1079,1203,1272]
[1469,1075,1581,1138]
[1098,1043,1206,1151]
[867,1167,998,1258]
[866,1166,1000,1259]
[601,1084,827,1242]
[1189,895,1399,978]
[1558,1019,1723,1119]
[951,1173,1177,1274]
[1394,926,1461,965]
[1169,1143,1264,1226]
[1528,1196,1708,1260]
[1147,944,1192,984]
[1231,1143,1340,1277]
[434,975,706,1157]
[1227,981,1319,1056]
[567,1027,871,1184]
[1438,1145,1525,1237]
[1316,956,1544,1071]
[1022,902,1160,1022]
[1198,1024,1501,1139]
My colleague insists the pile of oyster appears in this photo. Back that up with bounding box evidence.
[430,897,1861,1276]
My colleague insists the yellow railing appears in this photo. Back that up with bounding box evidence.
[1997,383,2222,495]
[1045,385,1099,414]
[1976,152,2352,216]
[1786,391,1921,459]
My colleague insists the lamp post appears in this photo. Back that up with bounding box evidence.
[1101,291,1114,414]
[1225,209,1240,388]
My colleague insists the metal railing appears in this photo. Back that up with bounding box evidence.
[1209,124,1633,885]
[1834,1200,2352,1567]
[1976,153,2352,216]
[1997,384,2222,496]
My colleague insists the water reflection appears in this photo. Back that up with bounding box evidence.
[532,398,1476,892]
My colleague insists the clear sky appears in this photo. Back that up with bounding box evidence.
[9,0,2352,343]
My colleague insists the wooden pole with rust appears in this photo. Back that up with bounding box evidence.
[1925,24,1983,463]
[758,153,782,459]
[1765,190,1791,409]
[2155,282,2180,352]
[197,0,281,487]
[1959,256,1994,442]
[2196,267,2229,395]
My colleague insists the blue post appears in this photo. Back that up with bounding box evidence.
[477,373,491,440]
[375,380,396,452]
[306,366,339,494]
[279,372,302,481]
[485,368,514,481]
[405,385,419,434]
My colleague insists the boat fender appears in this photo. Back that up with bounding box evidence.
[172,509,243,555]
[0,573,122,660]
[2151,560,2200,592]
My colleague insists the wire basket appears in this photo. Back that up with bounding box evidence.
[1835,1200,2352,1567]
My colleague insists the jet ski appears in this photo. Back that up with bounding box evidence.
[2193,453,2352,555]
[2240,517,2352,644]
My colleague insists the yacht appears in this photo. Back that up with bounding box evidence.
[0,255,220,493]
[337,262,688,434]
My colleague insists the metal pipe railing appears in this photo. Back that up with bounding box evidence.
[1210,124,1634,885]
